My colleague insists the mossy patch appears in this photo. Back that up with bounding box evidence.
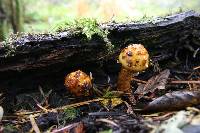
[3,124,19,132]
[55,18,107,40]
[63,107,79,120]
[54,18,114,53]
[2,18,115,57]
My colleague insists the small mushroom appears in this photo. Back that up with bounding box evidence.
[117,44,149,93]
[64,70,92,96]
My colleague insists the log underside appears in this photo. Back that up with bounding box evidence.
[0,11,200,96]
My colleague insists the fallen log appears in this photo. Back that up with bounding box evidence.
[0,11,199,94]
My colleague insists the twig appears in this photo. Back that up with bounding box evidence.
[36,104,48,113]
[123,101,134,114]
[96,118,119,128]
[187,107,200,113]
[15,111,42,116]
[89,112,126,116]
[56,98,104,111]
[151,112,175,121]
[29,115,41,133]
[15,98,104,116]
[142,113,159,117]
[193,48,199,58]
[194,66,200,70]
[131,77,147,84]
[170,80,200,84]
[52,122,82,133]
[132,77,200,84]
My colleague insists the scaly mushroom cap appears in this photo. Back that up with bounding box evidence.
[64,70,92,96]
[119,44,149,72]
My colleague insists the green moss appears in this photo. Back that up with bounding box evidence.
[55,18,114,53]
[4,124,18,132]
[63,107,79,120]
[2,18,115,57]
[103,88,119,99]
[55,18,105,39]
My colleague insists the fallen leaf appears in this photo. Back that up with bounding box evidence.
[135,69,170,99]
[143,91,200,112]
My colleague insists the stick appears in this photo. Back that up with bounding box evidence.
[29,115,41,133]
[170,80,200,84]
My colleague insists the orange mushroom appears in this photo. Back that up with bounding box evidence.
[64,70,92,96]
[117,44,149,93]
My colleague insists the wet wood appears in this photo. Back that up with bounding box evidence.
[0,11,200,93]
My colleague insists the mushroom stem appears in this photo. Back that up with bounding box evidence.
[117,67,133,93]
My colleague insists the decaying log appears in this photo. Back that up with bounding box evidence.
[0,11,200,94]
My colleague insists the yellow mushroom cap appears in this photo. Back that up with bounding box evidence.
[119,44,149,72]
[64,70,92,96]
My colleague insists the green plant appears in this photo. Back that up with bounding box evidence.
[63,107,79,120]
[103,87,119,99]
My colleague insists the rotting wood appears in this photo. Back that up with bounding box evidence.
[0,11,200,72]
[0,11,200,94]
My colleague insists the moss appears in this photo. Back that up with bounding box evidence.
[63,107,79,120]
[56,18,105,39]
[103,88,119,99]
[2,18,115,57]
[3,124,19,132]
[103,91,116,99]
[55,18,114,53]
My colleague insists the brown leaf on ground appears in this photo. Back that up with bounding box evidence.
[134,69,170,99]
[143,91,200,112]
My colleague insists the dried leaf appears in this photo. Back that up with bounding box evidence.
[143,91,200,112]
[135,69,170,99]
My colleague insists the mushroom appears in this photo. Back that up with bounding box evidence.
[117,44,149,94]
[64,70,92,96]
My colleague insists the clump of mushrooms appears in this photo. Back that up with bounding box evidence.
[117,44,149,94]
[64,70,92,96]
